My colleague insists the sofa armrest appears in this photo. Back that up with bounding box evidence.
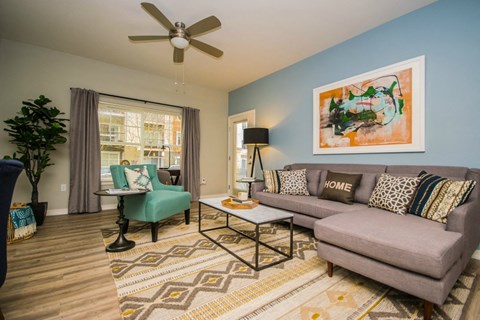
[446,200,480,262]
[251,181,265,198]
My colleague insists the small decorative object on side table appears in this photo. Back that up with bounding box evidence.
[94,189,148,252]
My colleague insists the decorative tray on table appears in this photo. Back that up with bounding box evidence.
[222,198,259,209]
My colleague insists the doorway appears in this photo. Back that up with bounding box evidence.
[227,110,255,196]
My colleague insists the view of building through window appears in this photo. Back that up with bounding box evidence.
[98,102,182,181]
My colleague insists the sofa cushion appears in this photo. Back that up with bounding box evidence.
[314,209,463,279]
[255,192,367,219]
[386,165,468,180]
[279,169,309,196]
[319,171,362,204]
[306,169,322,196]
[353,173,378,204]
[410,171,476,223]
[368,174,420,215]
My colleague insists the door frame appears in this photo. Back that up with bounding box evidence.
[227,110,255,196]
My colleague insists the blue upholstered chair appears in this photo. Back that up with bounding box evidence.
[0,160,23,289]
[110,164,191,242]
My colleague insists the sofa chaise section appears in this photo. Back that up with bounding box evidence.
[250,163,480,320]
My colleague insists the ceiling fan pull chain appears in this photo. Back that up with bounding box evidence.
[182,64,186,94]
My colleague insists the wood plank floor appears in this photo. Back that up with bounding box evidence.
[1,204,479,319]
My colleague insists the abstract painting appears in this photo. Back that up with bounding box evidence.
[313,56,425,154]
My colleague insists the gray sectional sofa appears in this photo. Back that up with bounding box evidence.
[251,163,480,320]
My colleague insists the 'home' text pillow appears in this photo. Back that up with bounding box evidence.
[319,171,362,204]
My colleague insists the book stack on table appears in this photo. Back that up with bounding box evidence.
[231,198,253,204]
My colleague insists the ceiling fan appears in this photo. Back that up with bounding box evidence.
[128,2,223,63]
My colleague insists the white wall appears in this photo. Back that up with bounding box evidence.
[0,39,228,213]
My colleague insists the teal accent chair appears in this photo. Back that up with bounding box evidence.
[110,164,191,242]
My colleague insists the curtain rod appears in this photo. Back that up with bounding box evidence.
[99,92,184,109]
[70,88,184,109]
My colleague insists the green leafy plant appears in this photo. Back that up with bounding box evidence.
[3,95,69,208]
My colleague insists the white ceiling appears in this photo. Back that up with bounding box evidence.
[0,0,436,91]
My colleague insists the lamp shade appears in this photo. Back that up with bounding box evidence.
[243,128,269,145]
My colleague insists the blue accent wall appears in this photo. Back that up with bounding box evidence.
[229,0,480,170]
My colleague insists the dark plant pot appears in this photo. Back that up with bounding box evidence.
[29,202,48,226]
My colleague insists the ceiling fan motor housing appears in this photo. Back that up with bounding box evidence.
[170,22,190,46]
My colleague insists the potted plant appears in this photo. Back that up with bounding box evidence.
[3,95,68,225]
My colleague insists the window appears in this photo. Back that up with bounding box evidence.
[175,131,182,146]
[98,101,182,182]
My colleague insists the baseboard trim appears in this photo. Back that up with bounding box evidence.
[102,204,118,211]
[200,193,229,199]
[473,250,480,261]
[47,208,68,216]
[47,203,118,216]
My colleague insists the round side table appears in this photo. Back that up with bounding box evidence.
[94,189,148,252]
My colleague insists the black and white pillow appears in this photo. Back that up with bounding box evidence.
[368,174,420,215]
[279,169,310,196]
[409,170,476,223]
[125,166,153,191]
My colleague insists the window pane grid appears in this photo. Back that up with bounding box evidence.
[99,102,182,182]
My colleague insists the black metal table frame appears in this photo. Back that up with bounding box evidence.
[199,202,293,271]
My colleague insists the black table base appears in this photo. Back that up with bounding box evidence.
[106,195,135,252]
[94,189,147,253]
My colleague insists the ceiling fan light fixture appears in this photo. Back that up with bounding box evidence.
[170,36,189,49]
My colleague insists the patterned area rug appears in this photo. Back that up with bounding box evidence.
[102,206,476,320]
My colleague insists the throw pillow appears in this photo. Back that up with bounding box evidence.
[409,170,476,223]
[263,169,282,193]
[279,169,310,196]
[124,166,153,191]
[319,171,363,204]
[368,174,421,215]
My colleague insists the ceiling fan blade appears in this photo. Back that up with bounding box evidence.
[141,2,175,31]
[190,39,223,58]
[187,16,221,36]
[128,35,170,41]
[174,48,184,63]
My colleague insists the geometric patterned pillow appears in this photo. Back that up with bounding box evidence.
[124,166,153,191]
[409,171,476,223]
[279,169,310,196]
[263,169,282,193]
[368,174,421,215]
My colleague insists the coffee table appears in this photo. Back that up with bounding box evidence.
[199,197,293,271]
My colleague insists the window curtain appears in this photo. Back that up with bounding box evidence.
[68,88,101,213]
[181,107,200,201]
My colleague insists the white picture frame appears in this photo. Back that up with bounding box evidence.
[313,55,425,154]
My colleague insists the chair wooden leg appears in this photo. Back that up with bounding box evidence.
[327,261,333,277]
[150,222,159,242]
[423,300,433,320]
[184,209,190,225]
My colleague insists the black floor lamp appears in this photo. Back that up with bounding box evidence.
[243,128,269,178]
